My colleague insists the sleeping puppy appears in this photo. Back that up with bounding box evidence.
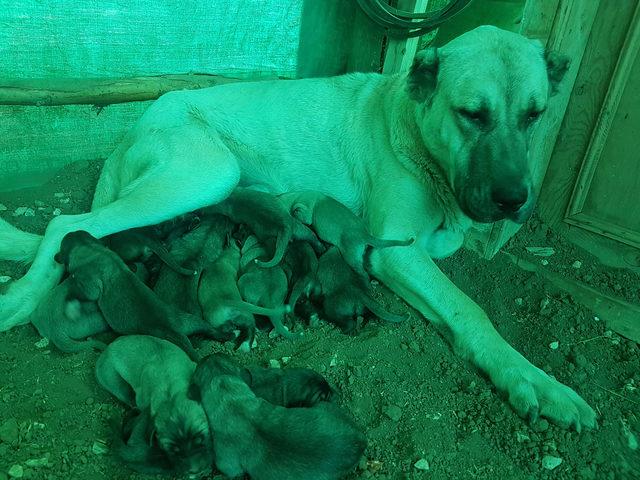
[238,239,299,339]
[96,335,212,477]
[30,277,108,353]
[153,215,234,314]
[316,247,408,333]
[200,187,323,268]
[189,353,334,408]
[279,190,413,283]
[190,363,366,480]
[281,240,322,313]
[198,241,291,349]
[55,230,225,360]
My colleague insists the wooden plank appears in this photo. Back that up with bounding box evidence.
[0,74,245,106]
[382,0,431,74]
[0,0,302,80]
[481,0,600,259]
[0,102,151,192]
[565,213,640,250]
[347,4,388,73]
[537,0,638,230]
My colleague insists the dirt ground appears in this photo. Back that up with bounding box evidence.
[0,160,638,480]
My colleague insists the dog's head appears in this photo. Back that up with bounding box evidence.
[407,25,570,223]
[152,396,212,478]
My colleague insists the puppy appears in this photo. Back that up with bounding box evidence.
[55,230,224,360]
[96,335,212,477]
[153,215,233,314]
[316,247,407,333]
[30,278,108,352]
[190,367,366,479]
[104,228,197,277]
[190,353,334,408]
[198,241,290,349]
[201,187,323,267]
[238,240,299,339]
[282,240,322,312]
[279,190,413,282]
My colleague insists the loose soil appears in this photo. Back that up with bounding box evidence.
[0,160,638,480]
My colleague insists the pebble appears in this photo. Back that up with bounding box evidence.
[268,359,281,369]
[572,260,582,269]
[24,457,48,468]
[383,405,402,422]
[0,276,11,283]
[408,340,420,353]
[281,356,291,364]
[35,337,49,349]
[414,459,430,470]
[7,465,23,478]
[0,418,19,444]
[58,198,70,204]
[541,259,549,266]
[52,208,62,216]
[12,207,35,217]
[549,341,559,350]
[329,353,338,368]
[0,203,6,211]
[533,419,550,433]
[53,192,67,198]
[91,440,108,455]
[542,455,562,470]
[514,297,524,306]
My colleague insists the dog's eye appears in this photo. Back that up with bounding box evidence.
[457,108,488,126]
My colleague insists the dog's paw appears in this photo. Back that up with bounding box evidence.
[499,363,596,431]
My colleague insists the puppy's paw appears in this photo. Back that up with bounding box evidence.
[498,363,596,432]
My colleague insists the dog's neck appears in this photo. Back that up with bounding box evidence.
[382,76,470,232]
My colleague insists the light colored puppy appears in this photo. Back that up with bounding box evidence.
[0,26,594,430]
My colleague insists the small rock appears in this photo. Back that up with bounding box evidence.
[540,298,550,311]
[329,353,338,368]
[0,418,20,444]
[35,337,49,349]
[281,356,291,364]
[533,419,550,433]
[541,259,549,266]
[516,431,530,443]
[525,246,555,257]
[34,200,46,207]
[58,198,70,204]
[53,192,68,198]
[91,440,108,455]
[0,276,11,283]
[549,341,559,350]
[0,203,7,211]
[12,207,29,216]
[514,297,524,306]
[24,457,48,468]
[24,208,35,217]
[542,455,562,470]
[408,340,420,353]
[268,359,281,369]
[383,405,402,422]
[7,465,23,478]
[52,208,62,216]
[414,459,430,470]
[572,260,582,269]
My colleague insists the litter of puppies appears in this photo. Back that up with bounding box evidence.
[29,188,415,478]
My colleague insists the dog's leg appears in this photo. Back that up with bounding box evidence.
[369,241,597,431]
[0,142,241,331]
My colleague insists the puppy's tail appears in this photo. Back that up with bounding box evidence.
[0,218,43,263]
[367,235,415,250]
[361,295,408,323]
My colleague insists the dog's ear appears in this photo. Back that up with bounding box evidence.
[545,50,570,96]
[69,271,103,301]
[407,48,439,103]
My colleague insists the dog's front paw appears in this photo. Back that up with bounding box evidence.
[498,363,596,431]
[0,279,39,331]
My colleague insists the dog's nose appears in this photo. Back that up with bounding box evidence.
[492,185,528,213]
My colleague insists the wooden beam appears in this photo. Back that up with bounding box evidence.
[0,74,245,107]
[382,0,430,74]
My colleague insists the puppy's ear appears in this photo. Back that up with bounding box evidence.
[187,382,202,402]
[54,252,64,264]
[545,50,570,96]
[407,48,439,103]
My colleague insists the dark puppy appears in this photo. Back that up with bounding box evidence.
[55,231,224,360]
[30,278,108,352]
[189,353,333,407]
[104,227,197,276]
[190,365,366,479]
[97,335,212,477]
[238,240,299,339]
[198,242,290,350]
[279,190,413,282]
[201,187,323,267]
[281,240,322,312]
[316,247,407,333]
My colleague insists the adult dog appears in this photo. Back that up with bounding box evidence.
[0,26,595,430]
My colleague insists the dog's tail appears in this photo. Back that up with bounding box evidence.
[0,218,43,263]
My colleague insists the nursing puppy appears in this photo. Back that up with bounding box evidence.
[55,231,223,360]
[201,187,323,267]
[238,240,299,339]
[198,241,290,348]
[282,240,322,313]
[96,335,212,477]
[279,191,414,282]
[30,278,108,352]
[316,247,407,333]
[190,365,366,479]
